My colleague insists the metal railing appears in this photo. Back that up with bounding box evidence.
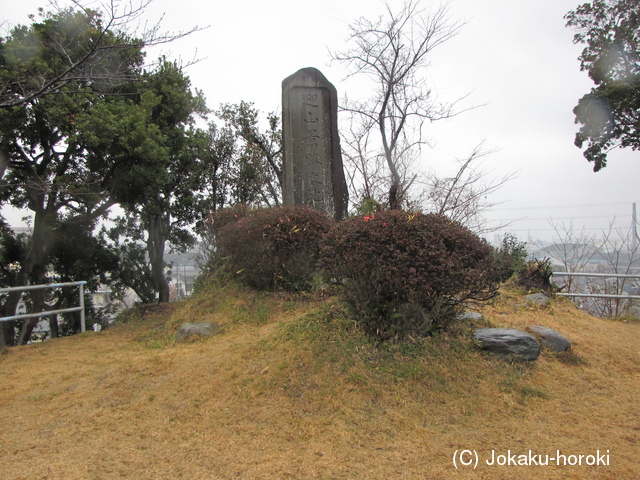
[0,281,87,332]
[552,272,640,300]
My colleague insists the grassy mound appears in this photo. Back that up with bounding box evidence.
[0,282,638,479]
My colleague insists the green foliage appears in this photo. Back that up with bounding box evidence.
[216,206,333,291]
[565,0,640,170]
[74,90,169,207]
[493,233,528,282]
[0,221,28,286]
[0,8,195,345]
[0,6,144,107]
[108,240,157,305]
[516,258,555,292]
[49,222,120,333]
[51,224,118,290]
[194,123,234,216]
[94,60,212,303]
[320,210,499,339]
[0,4,213,343]
[355,197,381,216]
[216,101,282,206]
[0,6,150,341]
[2,222,121,343]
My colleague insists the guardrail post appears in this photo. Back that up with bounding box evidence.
[79,282,85,333]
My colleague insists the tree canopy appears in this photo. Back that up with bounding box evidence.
[102,61,209,303]
[217,101,282,207]
[0,5,154,344]
[566,0,640,171]
[0,0,201,108]
[0,3,213,344]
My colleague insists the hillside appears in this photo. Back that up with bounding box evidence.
[1,282,638,480]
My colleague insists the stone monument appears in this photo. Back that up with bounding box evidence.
[282,67,348,221]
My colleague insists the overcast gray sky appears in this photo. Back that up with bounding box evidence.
[3,0,639,243]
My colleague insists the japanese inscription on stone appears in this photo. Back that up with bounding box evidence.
[282,67,348,221]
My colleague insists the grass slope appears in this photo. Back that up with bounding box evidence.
[1,282,638,480]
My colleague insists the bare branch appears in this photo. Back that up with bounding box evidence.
[332,0,468,209]
[416,144,515,232]
[1,0,207,108]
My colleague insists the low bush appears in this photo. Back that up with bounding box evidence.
[493,233,528,282]
[517,258,555,292]
[216,206,333,291]
[320,210,499,339]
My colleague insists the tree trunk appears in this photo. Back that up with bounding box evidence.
[0,207,54,345]
[1,267,33,347]
[147,213,170,303]
[388,181,400,210]
[17,263,48,345]
[379,107,402,211]
[0,322,14,347]
[386,146,402,210]
[48,314,59,339]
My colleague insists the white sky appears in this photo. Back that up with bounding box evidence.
[3,0,639,243]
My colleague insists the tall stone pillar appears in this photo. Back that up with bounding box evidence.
[282,67,348,221]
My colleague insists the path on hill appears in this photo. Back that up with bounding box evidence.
[1,292,639,479]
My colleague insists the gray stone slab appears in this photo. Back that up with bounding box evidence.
[457,311,483,322]
[473,328,540,361]
[524,293,551,305]
[528,325,571,352]
[282,67,348,221]
[175,322,221,342]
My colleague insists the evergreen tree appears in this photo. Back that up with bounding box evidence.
[566,0,640,170]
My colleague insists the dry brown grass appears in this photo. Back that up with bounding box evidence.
[1,283,638,480]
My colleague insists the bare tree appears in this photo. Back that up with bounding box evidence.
[418,144,515,232]
[331,0,464,210]
[589,223,640,318]
[340,108,387,206]
[542,219,640,318]
[542,220,600,292]
[0,0,205,108]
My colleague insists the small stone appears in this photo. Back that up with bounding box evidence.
[457,311,483,322]
[473,328,540,361]
[528,325,571,352]
[524,293,551,305]
[175,322,221,342]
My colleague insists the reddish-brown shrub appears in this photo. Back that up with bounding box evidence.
[320,210,499,338]
[200,204,253,243]
[216,206,333,290]
[196,205,254,274]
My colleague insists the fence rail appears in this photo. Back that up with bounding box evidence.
[551,272,640,300]
[0,281,87,332]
